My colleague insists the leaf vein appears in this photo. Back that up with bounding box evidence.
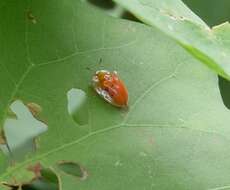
[0,123,122,180]
[35,40,138,67]
[124,62,184,122]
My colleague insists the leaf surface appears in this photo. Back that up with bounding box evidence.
[113,0,230,80]
[0,1,230,190]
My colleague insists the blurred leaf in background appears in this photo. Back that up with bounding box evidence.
[182,0,230,110]
[113,0,230,81]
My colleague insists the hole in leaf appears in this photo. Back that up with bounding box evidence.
[1,100,47,160]
[67,88,88,125]
[26,102,42,117]
[3,164,60,190]
[57,161,88,180]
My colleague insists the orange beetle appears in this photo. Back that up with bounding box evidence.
[92,70,128,107]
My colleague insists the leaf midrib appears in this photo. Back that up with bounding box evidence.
[1,121,228,181]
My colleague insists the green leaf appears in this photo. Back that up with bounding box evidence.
[3,167,60,190]
[182,0,230,111]
[83,0,139,22]
[112,0,230,80]
[1,1,230,190]
[83,0,124,18]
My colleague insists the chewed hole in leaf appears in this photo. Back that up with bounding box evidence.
[1,100,47,160]
[3,165,60,190]
[26,102,42,117]
[57,161,88,180]
[40,168,60,186]
[67,88,88,125]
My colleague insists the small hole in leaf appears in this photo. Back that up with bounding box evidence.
[57,161,88,180]
[67,88,88,125]
[3,164,60,190]
[1,100,47,160]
